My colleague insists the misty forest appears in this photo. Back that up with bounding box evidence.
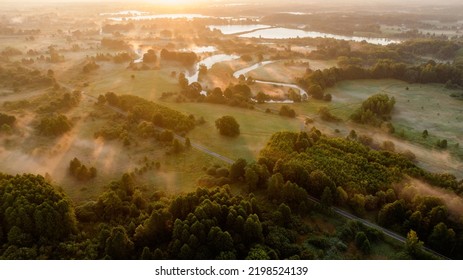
[1,0,463,260]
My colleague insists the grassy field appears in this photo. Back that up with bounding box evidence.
[85,65,181,101]
[159,102,301,160]
[259,79,463,177]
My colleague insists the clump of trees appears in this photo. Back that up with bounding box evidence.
[102,22,134,33]
[36,90,82,114]
[69,158,97,181]
[103,92,195,132]
[279,105,296,118]
[351,94,395,127]
[160,49,197,66]
[0,173,77,258]
[0,65,54,91]
[101,38,130,50]
[36,114,72,136]
[258,128,463,258]
[83,61,100,73]
[318,106,341,122]
[215,116,240,137]
[0,112,16,127]
[179,82,255,110]
[142,49,157,63]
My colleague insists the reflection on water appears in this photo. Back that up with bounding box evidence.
[180,46,217,53]
[208,25,271,35]
[187,54,239,83]
[100,10,149,16]
[107,13,210,21]
[239,27,400,45]
[233,61,275,78]
[233,61,308,97]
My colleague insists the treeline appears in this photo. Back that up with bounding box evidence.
[0,113,16,127]
[0,113,16,134]
[36,114,72,136]
[90,52,135,64]
[177,79,255,109]
[0,27,40,36]
[298,59,463,99]
[69,158,97,181]
[309,38,462,62]
[99,92,195,132]
[0,65,55,91]
[160,49,197,66]
[396,39,461,60]
[36,90,82,114]
[257,129,463,258]
[102,23,134,33]
[83,61,99,73]
[101,38,131,50]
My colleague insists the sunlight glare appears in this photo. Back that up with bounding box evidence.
[154,0,191,6]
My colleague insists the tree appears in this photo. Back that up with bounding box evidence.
[321,187,333,207]
[245,167,259,191]
[355,231,371,254]
[185,137,191,149]
[36,114,72,136]
[405,230,424,258]
[215,116,240,137]
[229,158,247,181]
[428,222,456,254]
[318,106,340,122]
[436,139,447,149]
[178,73,189,89]
[142,49,157,63]
[105,226,134,259]
[308,84,324,99]
[243,214,263,244]
[255,91,270,103]
[279,105,296,118]
[172,139,183,154]
[422,129,429,139]
[0,173,77,247]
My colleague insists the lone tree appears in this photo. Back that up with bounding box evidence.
[215,116,240,137]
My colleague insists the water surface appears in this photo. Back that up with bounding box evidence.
[239,27,400,45]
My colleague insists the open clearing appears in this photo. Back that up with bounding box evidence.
[160,102,301,160]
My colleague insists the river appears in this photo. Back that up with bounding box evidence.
[239,27,400,45]
[232,61,308,96]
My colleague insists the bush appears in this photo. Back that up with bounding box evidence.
[215,116,240,137]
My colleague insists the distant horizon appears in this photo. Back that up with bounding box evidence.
[2,0,463,5]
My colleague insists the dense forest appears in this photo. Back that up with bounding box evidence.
[1,128,461,259]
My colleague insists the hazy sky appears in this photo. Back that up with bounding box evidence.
[2,0,462,4]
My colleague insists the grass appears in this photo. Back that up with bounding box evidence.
[159,102,302,161]
[260,79,463,177]
[0,93,226,202]
[85,65,181,101]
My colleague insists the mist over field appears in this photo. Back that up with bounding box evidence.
[0,0,462,261]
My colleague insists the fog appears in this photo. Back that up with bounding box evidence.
[2,0,462,5]
[398,178,463,219]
